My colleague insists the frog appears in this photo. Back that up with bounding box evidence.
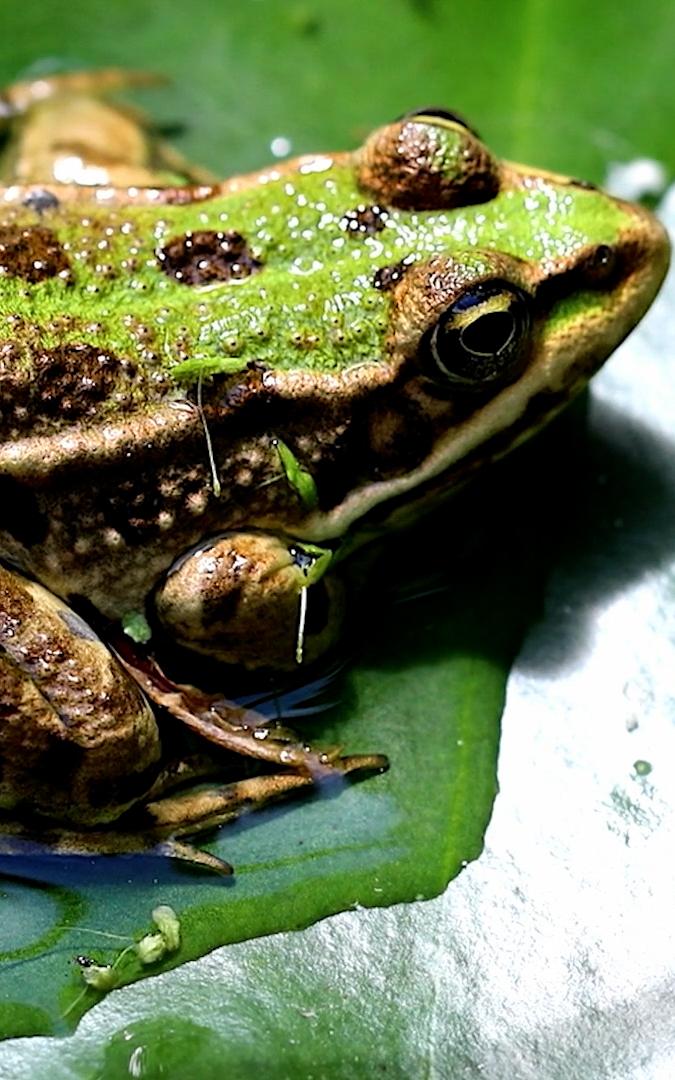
[0,69,669,871]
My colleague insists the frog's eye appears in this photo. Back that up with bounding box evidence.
[421,280,531,387]
[398,107,482,141]
[357,116,500,210]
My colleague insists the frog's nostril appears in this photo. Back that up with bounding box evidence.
[567,177,598,192]
[580,243,619,286]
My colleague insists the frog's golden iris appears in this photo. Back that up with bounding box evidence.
[423,279,531,388]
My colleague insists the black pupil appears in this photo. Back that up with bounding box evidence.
[461,310,515,356]
[424,279,532,387]
[399,106,481,140]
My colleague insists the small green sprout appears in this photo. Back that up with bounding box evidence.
[170,356,248,381]
[135,904,182,966]
[77,960,120,992]
[121,610,152,644]
[288,542,333,664]
[274,438,319,510]
[135,933,167,965]
[67,905,183,1019]
[151,904,181,951]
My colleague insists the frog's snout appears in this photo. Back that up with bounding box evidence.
[623,201,671,315]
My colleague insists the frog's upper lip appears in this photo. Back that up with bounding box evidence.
[624,197,671,290]
[607,198,670,330]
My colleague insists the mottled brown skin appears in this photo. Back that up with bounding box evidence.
[0,344,522,643]
[0,564,161,824]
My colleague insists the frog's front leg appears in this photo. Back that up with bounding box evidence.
[155,531,343,669]
[0,68,164,120]
[0,562,386,874]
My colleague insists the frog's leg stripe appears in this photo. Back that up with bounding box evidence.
[0,69,165,118]
[0,754,387,876]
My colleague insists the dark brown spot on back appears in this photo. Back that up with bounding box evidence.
[340,204,389,235]
[0,340,148,438]
[32,343,135,422]
[0,225,69,282]
[373,257,414,291]
[157,230,263,286]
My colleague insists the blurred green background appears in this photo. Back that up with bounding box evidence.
[0,0,673,1074]
[1,0,673,182]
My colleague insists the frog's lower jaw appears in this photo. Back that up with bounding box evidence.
[154,530,342,669]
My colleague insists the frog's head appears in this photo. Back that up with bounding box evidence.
[290,110,670,539]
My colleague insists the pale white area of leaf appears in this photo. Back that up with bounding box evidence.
[2,188,675,1079]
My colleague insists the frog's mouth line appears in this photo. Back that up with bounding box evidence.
[341,382,577,546]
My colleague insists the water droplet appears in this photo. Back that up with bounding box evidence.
[270,135,292,158]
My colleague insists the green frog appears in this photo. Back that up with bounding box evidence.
[0,70,669,871]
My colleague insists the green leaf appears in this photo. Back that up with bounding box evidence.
[0,0,673,1074]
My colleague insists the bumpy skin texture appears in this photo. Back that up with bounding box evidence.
[156,531,343,666]
[0,73,669,845]
[0,564,160,823]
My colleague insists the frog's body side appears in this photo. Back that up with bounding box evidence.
[0,71,669,860]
